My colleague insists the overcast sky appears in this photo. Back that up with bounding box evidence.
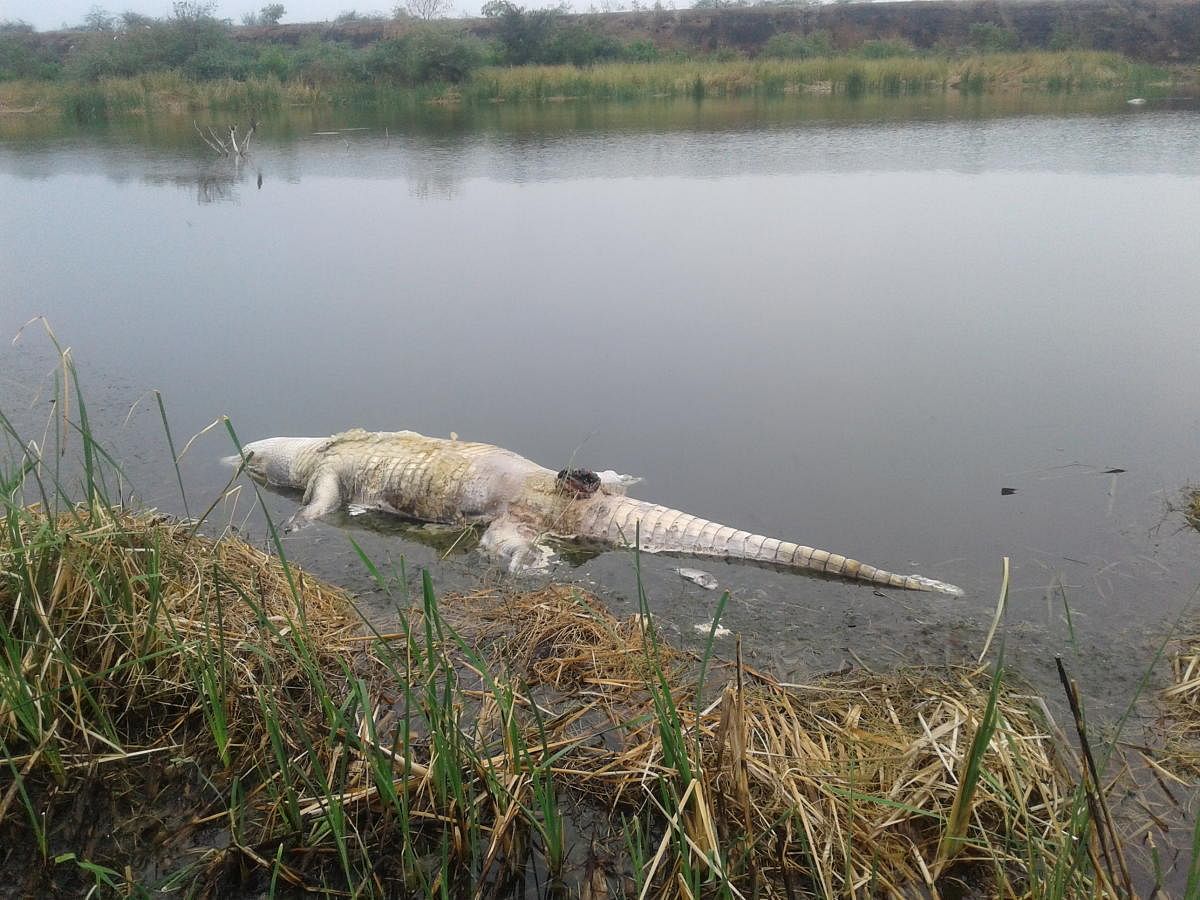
[0,0,522,31]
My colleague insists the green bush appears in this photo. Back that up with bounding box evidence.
[62,17,251,81]
[184,44,252,79]
[623,39,660,62]
[365,27,484,84]
[0,35,63,80]
[968,22,1019,53]
[1047,26,1083,51]
[545,25,622,66]
[254,45,296,79]
[482,1,559,65]
[858,39,913,59]
[761,30,833,59]
[290,37,362,84]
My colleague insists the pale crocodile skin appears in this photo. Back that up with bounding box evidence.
[231,429,963,596]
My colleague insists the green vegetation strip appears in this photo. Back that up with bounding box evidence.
[1,4,1184,120]
[0,50,1176,120]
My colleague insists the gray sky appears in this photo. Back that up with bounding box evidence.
[0,0,502,30]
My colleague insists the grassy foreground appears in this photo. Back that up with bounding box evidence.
[0,50,1179,119]
[1,504,1112,897]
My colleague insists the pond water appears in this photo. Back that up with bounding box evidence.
[2,95,1199,719]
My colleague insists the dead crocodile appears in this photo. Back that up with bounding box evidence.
[228,429,963,595]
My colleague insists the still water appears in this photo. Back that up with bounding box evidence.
[2,97,1198,711]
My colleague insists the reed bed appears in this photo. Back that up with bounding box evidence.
[0,73,327,119]
[0,501,1109,896]
[465,51,1166,102]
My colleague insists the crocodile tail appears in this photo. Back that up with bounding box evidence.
[599,497,963,596]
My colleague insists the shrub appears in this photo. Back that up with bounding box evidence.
[1048,26,1083,51]
[762,30,833,59]
[365,27,484,84]
[184,44,252,79]
[968,22,1019,53]
[62,17,249,81]
[859,38,912,59]
[545,24,622,65]
[623,39,659,62]
[482,1,559,65]
[254,45,296,79]
[0,35,63,80]
[291,37,362,84]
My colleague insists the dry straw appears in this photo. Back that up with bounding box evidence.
[1163,649,1200,776]
[1159,489,1200,775]
[457,586,1099,896]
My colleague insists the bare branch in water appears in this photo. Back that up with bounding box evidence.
[206,125,230,155]
[193,119,226,156]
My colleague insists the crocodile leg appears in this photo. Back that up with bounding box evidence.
[284,467,343,533]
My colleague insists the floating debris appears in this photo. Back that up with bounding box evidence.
[674,566,719,590]
[694,620,732,637]
[1001,487,1018,495]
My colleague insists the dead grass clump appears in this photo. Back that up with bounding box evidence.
[0,504,359,752]
[0,504,396,895]
[1186,488,1200,531]
[444,587,1099,897]
[1161,629,1200,775]
[466,583,684,690]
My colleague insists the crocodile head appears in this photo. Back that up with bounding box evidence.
[226,436,329,489]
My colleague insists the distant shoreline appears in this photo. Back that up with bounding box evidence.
[1,52,1191,122]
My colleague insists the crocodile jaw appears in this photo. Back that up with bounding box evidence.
[231,437,328,489]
